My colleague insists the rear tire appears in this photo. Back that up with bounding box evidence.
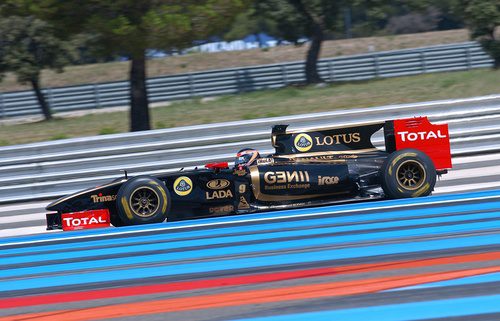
[116,176,170,225]
[381,149,436,199]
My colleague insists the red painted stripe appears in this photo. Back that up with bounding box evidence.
[1,251,498,309]
[1,267,337,309]
[2,266,499,321]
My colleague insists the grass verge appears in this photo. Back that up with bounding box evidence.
[0,68,498,146]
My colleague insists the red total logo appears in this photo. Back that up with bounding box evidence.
[397,130,447,142]
[61,209,110,231]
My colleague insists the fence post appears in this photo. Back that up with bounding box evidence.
[188,74,195,98]
[374,54,380,78]
[420,51,427,73]
[328,60,335,82]
[0,93,4,119]
[466,47,472,70]
[47,88,54,112]
[281,65,288,85]
[235,70,242,93]
[93,84,101,109]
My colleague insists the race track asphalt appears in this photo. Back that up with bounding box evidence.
[0,189,499,321]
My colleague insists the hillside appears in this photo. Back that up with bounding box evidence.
[0,29,468,92]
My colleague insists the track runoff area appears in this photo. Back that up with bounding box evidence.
[0,153,499,320]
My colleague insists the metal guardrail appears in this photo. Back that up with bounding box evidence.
[0,94,498,203]
[0,42,494,119]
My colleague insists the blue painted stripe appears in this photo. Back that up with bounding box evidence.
[229,294,500,321]
[2,200,499,258]
[389,272,500,291]
[1,234,499,292]
[2,210,499,266]
[2,189,500,245]
[2,219,499,279]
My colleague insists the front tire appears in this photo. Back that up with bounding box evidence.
[381,149,436,199]
[116,176,170,225]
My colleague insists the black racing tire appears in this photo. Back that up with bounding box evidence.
[110,213,125,227]
[380,149,436,199]
[116,176,170,226]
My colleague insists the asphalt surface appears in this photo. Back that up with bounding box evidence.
[0,189,499,320]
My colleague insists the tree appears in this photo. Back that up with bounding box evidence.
[254,0,348,84]
[385,7,441,34]
[455,0,500,68]
[224,7,278,47]
[21,0,248,131]
[0,16,72,120]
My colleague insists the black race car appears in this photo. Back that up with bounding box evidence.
[46,117,452,231]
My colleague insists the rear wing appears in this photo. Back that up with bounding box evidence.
[271,116,451,170]
[385,117,451,170]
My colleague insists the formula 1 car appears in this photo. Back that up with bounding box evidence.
[46,116,452,231]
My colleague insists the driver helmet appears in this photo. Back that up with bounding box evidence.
[235,148,260,168]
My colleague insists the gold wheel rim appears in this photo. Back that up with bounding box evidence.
[129,186,160,218]
[396,160,426,191]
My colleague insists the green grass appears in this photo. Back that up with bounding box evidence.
[0,68,498,146]
[99,127,119,135]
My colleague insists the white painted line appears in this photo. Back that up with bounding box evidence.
[435,181,500,194]
[0,201,48,212]
[0,213,45,224]
[441,165,500,181]
[451,153,500,165]
[0,226,59,238]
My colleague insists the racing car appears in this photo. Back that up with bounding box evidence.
[46,116,452,231]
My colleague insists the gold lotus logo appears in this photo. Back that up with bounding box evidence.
[174,176,193,196]
[294,133,313,152]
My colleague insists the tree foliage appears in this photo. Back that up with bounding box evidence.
[8,0,249,131]
[455,0,500,68]
[253,0,350,84]
[226,0,465,84]
[0,15,73,120]
[223,7,278,44]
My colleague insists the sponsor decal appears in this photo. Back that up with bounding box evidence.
[238,196,250,209]
[61,209,110,231]
[294,133,313,152]
[264,170,311,190]
[318,175,340,185]
[234,169,247,176]
[174,176,193,196]
[206,189,233,200]
[397,130,447,142]
[264,171,310,184]
[90,193,117,203]
[257,158,274,165]
[314,133,361,146]
[206,179,230,190]
[209,205,234,215]
[393,117,452,170]
[306,155,336,160]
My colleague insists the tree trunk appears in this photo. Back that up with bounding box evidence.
[288,0,325,84]
[30,77,52,121]
[129,50,150,132]
[305,22,324,84]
